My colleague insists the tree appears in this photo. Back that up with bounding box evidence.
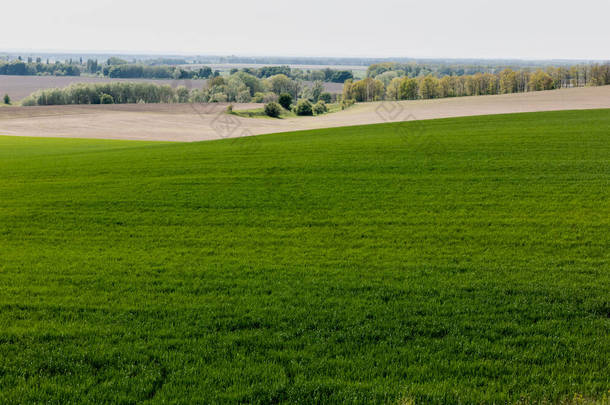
[3,94,10,105]
[528,70,554,91]
[264,102,282,118]
[175,86,190,103]
[226,76,249,102]
[266,74,295,95]
[330,70,353,83]
[418,75,439,99]
[399,77,418,100]
[386,77,402,100]
[342,79,354,101]
[295,99,313,116]
[198,66,213,78]
[499,69,517,94]
[100,94,114,104]
[375,71,400,87]
[278,93,293,110]
[350,78,385,102]
[319,92,332,103]
[107,57,128,65]
[235,72,264,96]
[309,80,324,102]
[312,100,327,115]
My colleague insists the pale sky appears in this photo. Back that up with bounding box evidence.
[3,0,609,60]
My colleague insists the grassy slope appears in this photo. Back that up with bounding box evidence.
[0,110,609,404]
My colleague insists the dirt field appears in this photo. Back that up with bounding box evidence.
[0,86,608,142]
[0,75,343,101]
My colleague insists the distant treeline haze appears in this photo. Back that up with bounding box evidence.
[0,57,353,83]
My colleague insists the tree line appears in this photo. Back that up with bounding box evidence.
[20,72,335,106]
[1,54,354,83]
[344,64,610,102]
[0,60,80,76]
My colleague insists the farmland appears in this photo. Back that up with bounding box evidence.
[1,85,609,142]
[0,109,608,403]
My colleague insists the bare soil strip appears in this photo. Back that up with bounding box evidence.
[0,86,608,142]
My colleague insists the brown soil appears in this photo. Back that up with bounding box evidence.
[0,86,608,142]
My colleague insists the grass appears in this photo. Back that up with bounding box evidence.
[0,109,609,404]
[231,102,343,119]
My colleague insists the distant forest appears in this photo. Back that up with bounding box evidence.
[0,56,353,83]
[3,54,608,86]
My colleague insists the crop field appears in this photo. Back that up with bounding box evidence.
[1,85,609,142]
[0,110,609,403]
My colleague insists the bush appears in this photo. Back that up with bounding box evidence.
[100,94,114,104]
[319,92,332,103]
[295,99,313,116]
[3,94,10,105]
[264,102,282,118]
[341,98,355,110]
[312,100,327,115]
[278,93,293,110]
[252,92,265,103]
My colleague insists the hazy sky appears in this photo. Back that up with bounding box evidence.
[4,0,609,60]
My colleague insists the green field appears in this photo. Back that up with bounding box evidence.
[0,110,609,404]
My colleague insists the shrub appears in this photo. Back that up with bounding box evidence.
[312,100,327,115]
[278,93,293,110]
[295,99,313,116]
[100,94,114,104]
[252,92,265,103]
[226,104,233,113]
[319,92,332,103]
[3,94,10,105]
[341,98,355,110]
[264,102,282,118]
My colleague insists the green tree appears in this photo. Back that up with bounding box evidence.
[499,69,518,94]
[278,93,293,110]
[106,57,128,65]
[309,80,324,102]
[350,78,385,102]
[264,102,282,118]
[312,100,327,115]
[399,77,418,100]
[528,70,554,91]
[266,74,295,95]
[100,94,114,104]
[295,99,313,116]
[3,94,10,104]
[386,77,402,100]
[319,92,332,103]
[418,75,439,99]
[175,86,190,103]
